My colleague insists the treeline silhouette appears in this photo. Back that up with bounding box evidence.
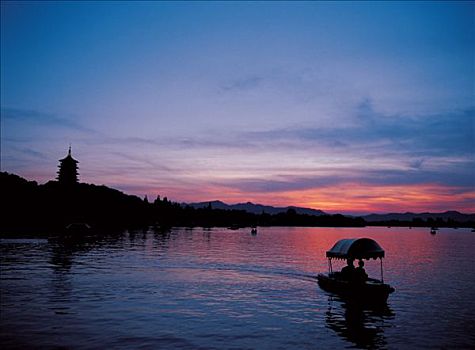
[0,172,365,234]
[1,172,148,234]
[366,218,472,228]
[1,172,473,235]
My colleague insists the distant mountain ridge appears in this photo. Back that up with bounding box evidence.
[185,200,326,216]
[362,211,475,223]
[186,201,475,223]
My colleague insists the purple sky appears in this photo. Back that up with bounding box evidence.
[1,1,474,214]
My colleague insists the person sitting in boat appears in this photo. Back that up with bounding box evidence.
[340,259,355,280]
[353,259,368,284]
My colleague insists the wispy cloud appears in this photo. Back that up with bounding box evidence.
[242,102,474,155]
[220,76,263,92]
[2,107,94,133]
[213,165,475,194]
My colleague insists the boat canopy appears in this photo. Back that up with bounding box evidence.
[326,238,385,260]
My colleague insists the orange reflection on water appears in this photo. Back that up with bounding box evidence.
[141,226,454,282]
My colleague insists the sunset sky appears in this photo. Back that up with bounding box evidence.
[1,1,474,214]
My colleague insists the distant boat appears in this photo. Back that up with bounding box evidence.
[227,224,240,230]
[63,222,92,236]
[317,238,395,304]
[66,222,91,230]
[430,227,438,235]
[251,227,257,235]
[49,222,92,242]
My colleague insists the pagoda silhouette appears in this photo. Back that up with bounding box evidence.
[57,146,79,184]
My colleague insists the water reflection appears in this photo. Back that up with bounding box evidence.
[48,235,99,312]
[49,239,79,272]
[325,296,395,349]
[48,234,100,272]
[2,227,474,349]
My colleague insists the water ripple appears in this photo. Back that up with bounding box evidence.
[1,227,474,349]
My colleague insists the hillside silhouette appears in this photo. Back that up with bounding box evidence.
[1,171,474,235]
[0,172,148,233]
[0,172,368,234]
[186,200,326,216]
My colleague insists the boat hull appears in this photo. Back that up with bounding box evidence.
[317,274,394,304]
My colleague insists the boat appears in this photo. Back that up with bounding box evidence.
[65,222,91,231]
[317,238,395,304]
[251,227,257,235]
[49,222,93,243]
[61,222,92,238]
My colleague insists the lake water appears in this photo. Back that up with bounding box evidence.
[1,227,474,349]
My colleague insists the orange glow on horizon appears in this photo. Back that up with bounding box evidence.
[23,167,474,214]
[136,182,475,214]
[291,183,475,213]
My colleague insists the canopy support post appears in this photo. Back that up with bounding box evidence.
[328,258,333,274]
[380,258,384,283]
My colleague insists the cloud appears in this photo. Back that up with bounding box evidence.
[2,98,472,213]
[213,175,346,193]
[213,164,475,194]
[17,147,48,159]
[220,76,263,92]
[241,102,475,157]
[2,107,94,133]
[86,101,473,197]
[408,159,424,169]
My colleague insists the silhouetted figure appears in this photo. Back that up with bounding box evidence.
[341,259,355,280]
[57,146,79,185]
[354,259,368,284]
